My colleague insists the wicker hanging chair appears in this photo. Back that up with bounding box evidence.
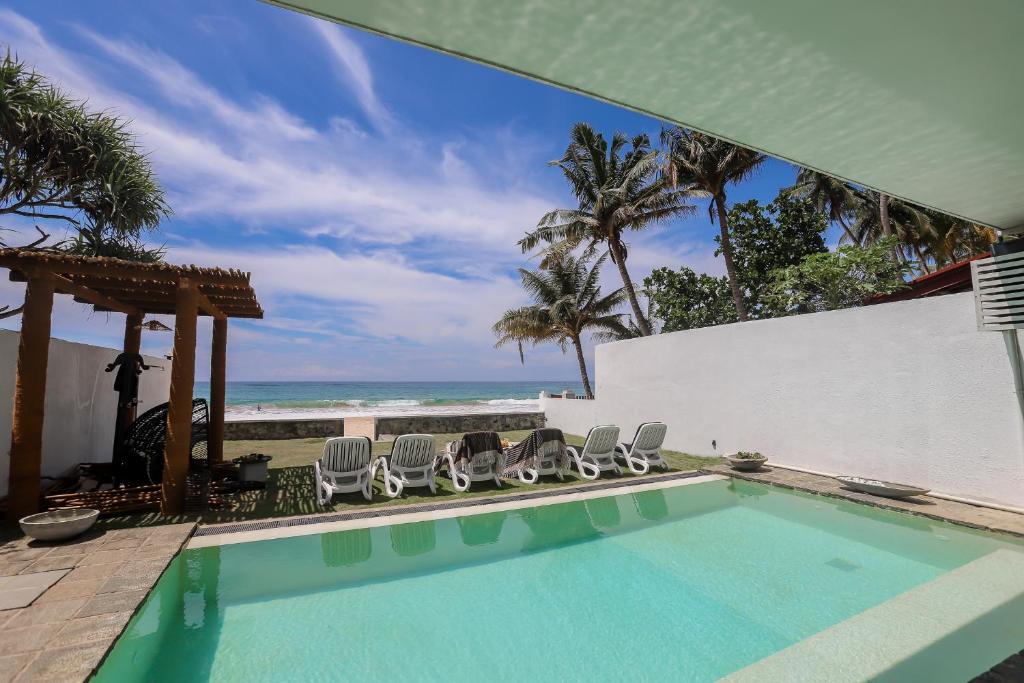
[116,398,209,486]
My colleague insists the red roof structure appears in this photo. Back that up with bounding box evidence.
[871,254,989,304]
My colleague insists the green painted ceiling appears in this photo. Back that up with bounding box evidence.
[268,0,1024,232]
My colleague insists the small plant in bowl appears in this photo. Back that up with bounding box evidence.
[727,451,767,472]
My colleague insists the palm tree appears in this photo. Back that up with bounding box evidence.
[493,253,629,399]
[852,190,934,270]
[519,123,696,336]
[661,127,765,321]
[920,212,996,268]
[788,169,861,244]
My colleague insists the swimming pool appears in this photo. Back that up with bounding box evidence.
[96,478,1024,681]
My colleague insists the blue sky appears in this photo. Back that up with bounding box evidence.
[0,1,817,382]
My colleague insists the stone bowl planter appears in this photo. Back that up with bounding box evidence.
[20,508,99,541]
[727,453,768,471]
[835,476,930,499]
[233,453,272,483]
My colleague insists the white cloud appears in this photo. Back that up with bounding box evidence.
[308,19,395,133]
[0,11,559,256]
[80,27,318,142]
[168,243,524,347]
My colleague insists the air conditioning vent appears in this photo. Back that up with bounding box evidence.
[972,251,1024,331]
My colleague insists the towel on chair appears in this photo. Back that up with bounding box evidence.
[501,428,567,478]
[437,431,503,473]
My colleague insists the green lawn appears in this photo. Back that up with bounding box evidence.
[99,431,720,529]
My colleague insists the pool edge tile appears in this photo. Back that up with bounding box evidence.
[187,473,727,548]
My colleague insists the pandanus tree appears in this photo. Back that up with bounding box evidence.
[661,127,765,321]
[0,53,169,317]
[493,253,629,399]
[519,123,696,336]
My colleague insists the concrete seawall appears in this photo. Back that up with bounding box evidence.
[224,412,545,441]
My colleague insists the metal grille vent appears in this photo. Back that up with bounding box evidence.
[972,251,1024,331]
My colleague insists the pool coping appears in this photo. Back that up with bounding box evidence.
[703,465,1024,539]
[188,470,727,548]
[0,522,195,682]
[723,548,1024,682]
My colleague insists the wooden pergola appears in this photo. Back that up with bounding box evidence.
[0,249,262,519]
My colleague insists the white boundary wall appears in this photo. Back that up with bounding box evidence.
[0,330,169,498]
[542,292,1024,508]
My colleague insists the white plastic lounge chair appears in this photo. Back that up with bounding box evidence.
[515,429,568,484]
[442,432,503,492]
[378,434,437,498]
[566,425,621,480]
[314,436,377,504]
[615,422,669,474]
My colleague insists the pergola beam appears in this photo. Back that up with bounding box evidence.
[56,275,141,317]
[196,289,226,320]
[0,252,252,287]
[79,287,258,303]
[91,303,262,319]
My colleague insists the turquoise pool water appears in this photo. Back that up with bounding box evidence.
[97,480,1024,681]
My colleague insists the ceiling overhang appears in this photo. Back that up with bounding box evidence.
[267,0,1024,234]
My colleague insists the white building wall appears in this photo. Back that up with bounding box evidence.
[541,292,1024,508]
[0,330,169,498]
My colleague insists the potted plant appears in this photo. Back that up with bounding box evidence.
[727,451,767,471]
[232,453,273,483]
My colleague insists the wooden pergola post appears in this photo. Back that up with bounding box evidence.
[7,270,55,520]
[162,278,198,515]
[209,318,227,463]
[119,312,144,435]
[123,312,143,355]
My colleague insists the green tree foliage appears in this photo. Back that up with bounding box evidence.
[722,195,828,317]
[0,52,168,254]
[766,238,910,314]
[643,266,736,332]
[519,123,696,336]
[493,253,628,398]
[645,193,829,332]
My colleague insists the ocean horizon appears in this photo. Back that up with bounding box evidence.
[194,380,585,420]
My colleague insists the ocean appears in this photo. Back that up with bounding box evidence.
[193,381,584,421]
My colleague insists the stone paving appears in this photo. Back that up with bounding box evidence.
[0,522,194,682]
[703,464,1024,538]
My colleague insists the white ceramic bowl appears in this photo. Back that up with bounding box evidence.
[19,508,99,541]
[835,476,930,499]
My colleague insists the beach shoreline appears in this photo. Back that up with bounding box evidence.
[224,399,541,421]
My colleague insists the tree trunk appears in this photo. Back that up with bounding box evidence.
[913,244,932,274]
[836,214,859,245]
[878,192,899,262]
[572,335,594,399]
[608,238,652,335]
[879,192,892,237]
[714,194,748,321]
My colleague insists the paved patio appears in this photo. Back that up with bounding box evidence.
[0,523,194,682]
[703,464,1024,538]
